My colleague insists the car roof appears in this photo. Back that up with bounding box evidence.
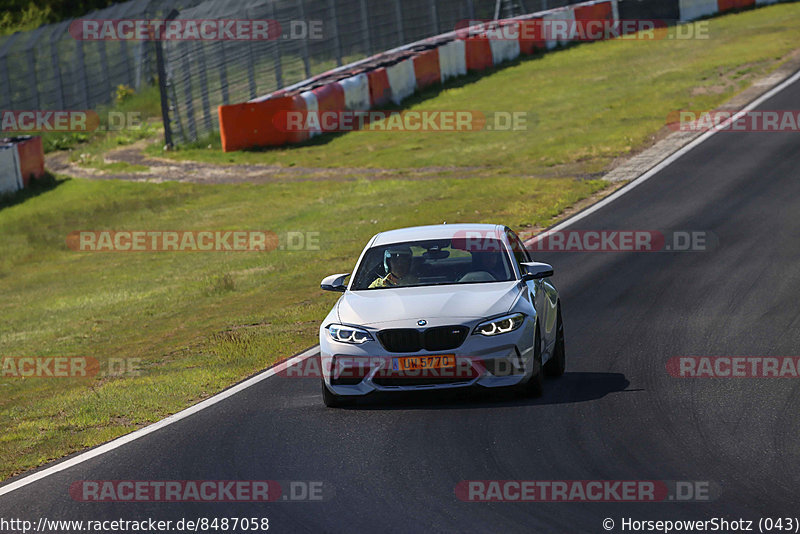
[371,224,507,247]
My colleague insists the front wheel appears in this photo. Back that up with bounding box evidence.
[321,380,348,408]
[544,304,566,377]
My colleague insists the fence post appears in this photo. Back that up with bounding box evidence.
[430,0,440,34]
[194,42,213,136]
[49,23,67,109]
[217,43,229,106]
[0,33,22,109]
[298,0,311,78]
[394,0,405,46]
[245,5,259,97]
[25,28,45,110]
[359,0,372,56]
[328,0,343,67]
[97,37,112,105]
[267,2,283,90]
[155,9,178,148]
[180,48,197,141]
[116,1,137,89]
[75,39,90,109]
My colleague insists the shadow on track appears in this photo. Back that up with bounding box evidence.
[341,371,633,410]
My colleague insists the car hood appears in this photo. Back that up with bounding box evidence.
[337,282,522,326]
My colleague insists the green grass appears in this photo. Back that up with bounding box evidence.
[41,84,162,155]
[2,2,800,482]
[154,3,800,174]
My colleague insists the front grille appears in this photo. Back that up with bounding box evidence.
[377,326,469,353]
[378,329,421,352]
[424,326,469,351]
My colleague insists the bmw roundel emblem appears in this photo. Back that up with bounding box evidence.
[417,320,427,326]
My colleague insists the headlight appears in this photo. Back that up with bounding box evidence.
[327,324,373,344]
[473,313,525,336]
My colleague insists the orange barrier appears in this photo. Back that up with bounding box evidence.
[573,1,615,41]
[286,96,309,144]
[368,68,392,108]
[413,48,442,91]
[464,35,493,72]
[717,0,754,11]
[312,83,345,133]
[219,95,304,152]
[13,136,44,187]
[517,19,545,55]
[574,0,614,22]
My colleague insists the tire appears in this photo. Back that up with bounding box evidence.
[544,304,566,377]
[321,380,348,408]
[525,324,544,398]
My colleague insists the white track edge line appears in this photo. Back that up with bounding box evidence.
[0,347,319,497]
[526,67,800,243]
[3,66,800,499]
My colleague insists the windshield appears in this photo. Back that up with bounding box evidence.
[351,238,515,290]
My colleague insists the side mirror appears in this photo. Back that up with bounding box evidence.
[520,262,554,281]
[321,273,350,292]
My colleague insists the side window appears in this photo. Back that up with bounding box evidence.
[506,229,530,269]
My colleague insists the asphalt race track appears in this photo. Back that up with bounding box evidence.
[3,75,800,533]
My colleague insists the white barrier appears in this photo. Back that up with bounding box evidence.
[438,39,467,82]
[559,7,577,46]
[541,11,562,49]
[679,0,719,20]
[386,59,417,105]
[489,28,521,65]
[0,145,22,196]
[339,73,371,111]
[300,91,321,138]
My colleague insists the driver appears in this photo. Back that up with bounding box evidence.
[369,246,419,288]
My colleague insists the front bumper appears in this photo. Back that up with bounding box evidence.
[319,318,536,396]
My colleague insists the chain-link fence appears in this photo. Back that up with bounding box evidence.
[1,0,582,147]
[0,0,203,114]
[162,0,582,146]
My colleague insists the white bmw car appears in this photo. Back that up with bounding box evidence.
[318,223,565,407]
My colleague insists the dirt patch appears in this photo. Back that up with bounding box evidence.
[46,140,494,184]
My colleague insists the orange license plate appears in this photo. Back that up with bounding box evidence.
[393,355,456,371]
